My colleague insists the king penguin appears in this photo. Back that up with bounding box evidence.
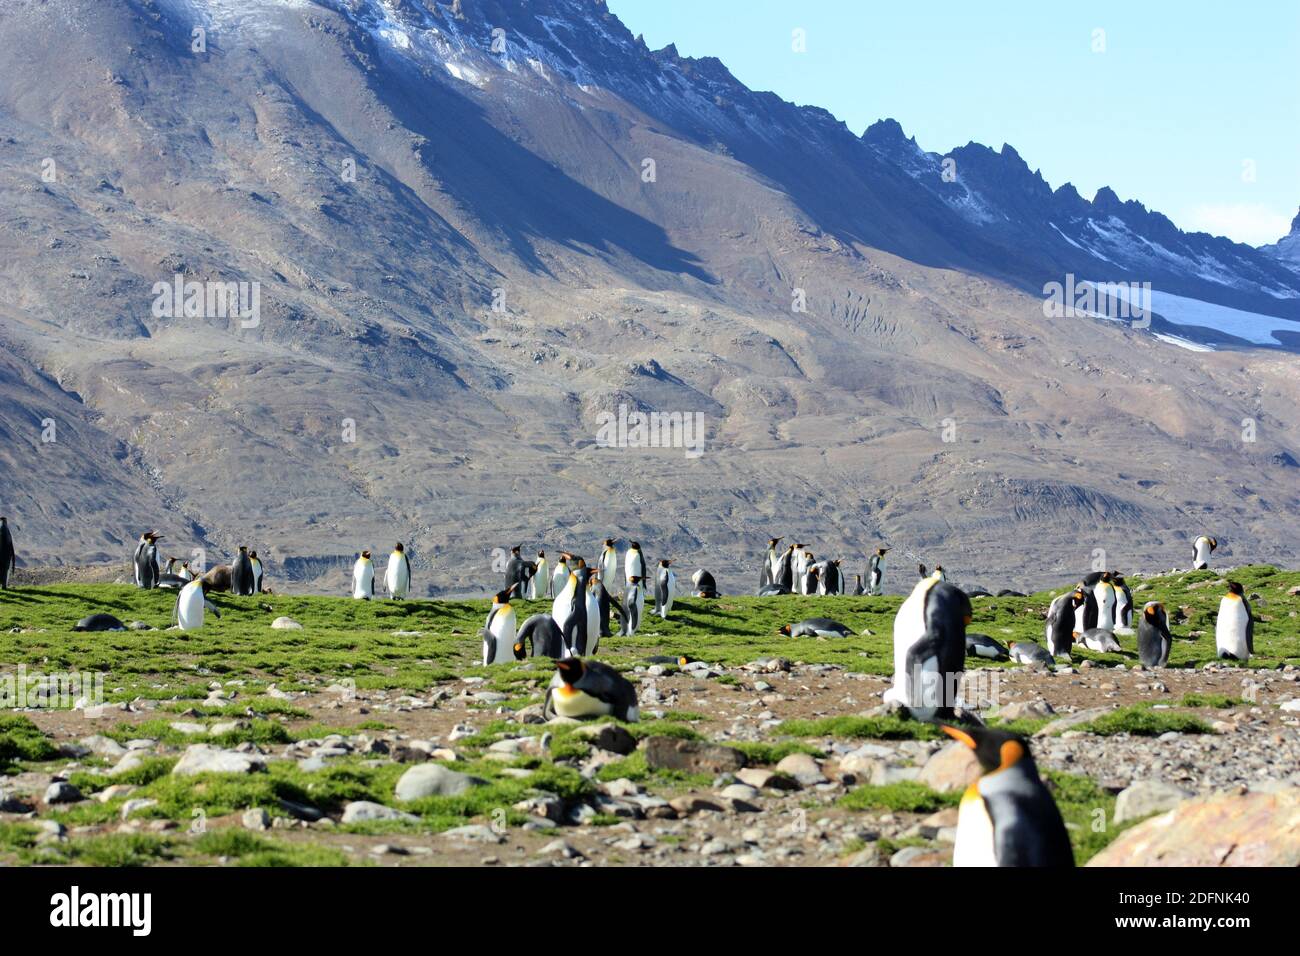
[623,575,647,637]
[1093,572,1117,631]
[1046,588,1084,659]
[941,724,1074,867]
[175,579,221,631]
[868,547,889,596]
[691,568,718,598]
[654,559,676,619]
[792,544,810,594]
[543,658,639,722]
[231,546,255,597]
[1192,535,1218,570]
[551,553,571,599]
[482,585,519,665]
[600,539,620,596]
[250,551,265,594]
[773,543,796,593]
[625,541,647,586]
[133,532,162,589]
[1137,602,1172,668]
[759,536,782,590]
[884,572,972,719]
[352,551,375,600]
[386,542,411,600]
[530,550,550,600]
[514,613,566,660]
[1215,581,1253,661]
[554,565,599,656]
[0,517,16,589]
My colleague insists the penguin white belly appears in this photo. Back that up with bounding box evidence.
[584,594,601,655]
[1194,540,1210,569]
[602,553,618,592]
[386,557,409,598]
[952,788,998,867]
[658,571,675,618]
[488,606,517,664]
[1073,600,1088,634]
[352,561,373,600]
[1216,598,1250,659]
[1096,586,1116,630]
[177,582,206,630]
[529,561,548,600]
[552,566,568,597]
[1046,593,1066,643]
[552,685,614,719]
[885,579,933,705]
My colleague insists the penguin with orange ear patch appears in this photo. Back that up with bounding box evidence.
[543,658,639,722]
[941,724,1073,867]
[1137,602,1172,667]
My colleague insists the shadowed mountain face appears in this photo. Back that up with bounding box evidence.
[0,0,1297,595]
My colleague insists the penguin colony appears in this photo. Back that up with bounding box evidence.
[0,524,1268,866]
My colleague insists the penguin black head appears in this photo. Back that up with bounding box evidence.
[778,624,792,636]
[629,541,641,550]
[512,641,527,661]
[239,545,248,553]
[573,556,586,568]
[604,538,614,547]
[1209,537,1218,550]
[659,558,671,567]
[1144,601,1166,620]
[877,547,889,555]
[555,657,585,686]
[361,550,371,559]
[940,724,1031,775]
[537,550,545,558]
[508,545,519,555]
[395,542,405,553]
[768,537,781,547]
[918,563,928,577]
[1226,581,1244,597]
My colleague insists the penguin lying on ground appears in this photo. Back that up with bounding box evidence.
[73,613,128,632]
[645,655,699,666]
[1137,602,1172,667]
[996,589,1027,598]
[1077,627,1122,654]
[1008,641,1054,667]
[1216,581,1253,661]
[514,613,567,660]
[691,568,718,598]
[941,723,1074,867]
[779,618,853,638]
[758,584,791,596]
[543,658,639,722]
[965,633,1010,660]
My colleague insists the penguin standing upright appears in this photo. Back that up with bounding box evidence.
[600,540,620,596]
[250,551,264,594]
[759,537,782,590]
[133,532,162,589]
[551,553,571,599]
[622,575,647,636]
[352,551,375,600]
[175,579,221,631]
[482,585,519,665]
[1192,535,1218,570]
[792,545,810,594]
[1093,572,1117,630]
[884,572,972,718]
[868,547,889,596]
[530,550,550,600]
[1215,581,1253,661]
[774,543,795,592]
[553,565,595,655]
[1137,602,1172,668]
[1113,573,1133,630]
[231,547,255,597]
[655,559,676,619]
[624,542,646,586]
[543,658,639,722]
[819,559,842,595]
[503,545,528,595]
[1046,589,1084,659]
[583,569,602,655]
[386,543,411,599]
[941,724,1074,867]
[0,517,14,589]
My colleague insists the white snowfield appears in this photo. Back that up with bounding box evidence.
[1105,284,1300,347]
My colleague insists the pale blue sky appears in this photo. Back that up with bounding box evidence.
[607,0,1300,246]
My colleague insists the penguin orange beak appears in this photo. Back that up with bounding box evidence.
[941,725,977,749]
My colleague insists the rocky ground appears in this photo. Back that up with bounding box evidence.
[4,652,1300,867]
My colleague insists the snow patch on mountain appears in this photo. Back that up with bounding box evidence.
[1107,286,1300,346]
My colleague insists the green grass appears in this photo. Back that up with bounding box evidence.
[840,781,958,813]
[777,715,941,740]
[0,715,59,770]
[1071,705,1213,736]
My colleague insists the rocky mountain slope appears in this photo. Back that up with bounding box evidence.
[0,0,1297,594]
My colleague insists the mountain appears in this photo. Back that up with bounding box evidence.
[0,0,1297,594]
[1261,208,1300,274]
